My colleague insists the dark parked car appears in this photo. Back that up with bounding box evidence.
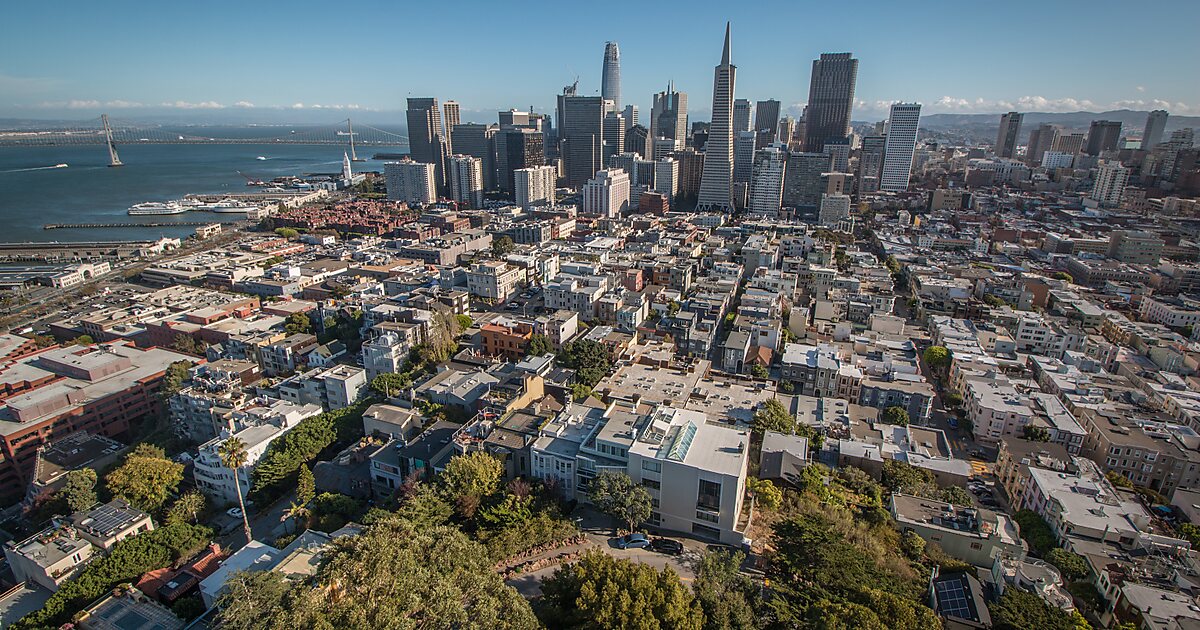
[650,538,684,555]
[615,533,651,549]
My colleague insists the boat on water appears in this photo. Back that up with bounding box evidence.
[128,201,189,215]
[53,163,68,169]
[200,199,259,213]
[255,156,268,160]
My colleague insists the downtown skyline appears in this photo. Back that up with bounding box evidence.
[3,0,1200,123]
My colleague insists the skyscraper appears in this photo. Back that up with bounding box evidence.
[451,123,497,190]
[696,23,736,213]
[880,102,921,192]
[654,157,680,202]
[782,152,830,210]
[803,53,859,152]
[557,85,605,189]
[857,135,885,194]
[514,165,557,209]
[995,112,1023,159]
[650,82,688,147]
[385,160,437,205]
[1053,133,1085,155]
[581,169,631,218]
[406,97,446,189]
[754,100,781,142]
[1026,124,1058,166]
[1090,160,1130,206]
[733,131,756,184]
[748,145,786,215]
[442,101,460,154]
[447,154,483,209]
[733,99,752,133]
[1085,120,1122,156]
[625,124,649,157]
[602,41,621,112]
[496,127,545,193]
[602,112,626,166]
[622,104,639,130]
[1141,110,1168,150]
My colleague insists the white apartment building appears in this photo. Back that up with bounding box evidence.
[514,165,557,209]
[747,145,785,215]
[581,168,630,218]
[447,154,484,209]
[1014,314,1085,359]
[880,102,922,192]
[466,261,524,302]
[966,374,1035,443]
[361,329,420,381]
[276,365,367,411]
[654,157,679,202]
[1089,160,1129,207]
[1139,295,1200,329]
[1041,151,1075,170]
[1020,459,1150,546]
[384,160,436,205]
[544,276,608,321]
[818,193,851,227]
[193,401,323,505]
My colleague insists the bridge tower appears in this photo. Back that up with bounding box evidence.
[348,118,364,162]
[102,114,123,167]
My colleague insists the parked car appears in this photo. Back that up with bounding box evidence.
[615,533,651,549]
[650,538,684,555]
[227,507,243,519]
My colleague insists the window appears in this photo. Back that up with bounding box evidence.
[691,523,721,540]
[969,542,983,550]
[697,479,722,511]
[696,511,719,523]
[642,479,660,490]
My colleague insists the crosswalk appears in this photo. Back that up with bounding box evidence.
[969,459,989,476]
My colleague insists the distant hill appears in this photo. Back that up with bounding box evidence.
[916,109,1200,134]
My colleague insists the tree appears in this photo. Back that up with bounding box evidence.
[274,227,299,239]
[440,452,503,502]
[369,372,410,398]
[1052,272,1073,284]
[454,314,473,331]
[73,334,95,345]
[540,551,703,630]
[942,392,963,408]
[1177,522,1200,548]
[588,471,653,534]
[880,459,935,494]
[219,437,253,545]
[750,363,770,379]
[165,490,208,526]
[1014,509,1059,557]
[1022,425,1051,442]
[923,345,951,370]
[296,464,315,505]
[1106,470,1133,488]
[693,550,761,630]
[250,400,370,503]
[170,333,205,356]
[526,333,554,357]
[492,235,515,255]
[59,468,97,513]
[1046,548,1090,582]
[217,521,538,629]
[161,360,192,399]
[881,405,910,426]
[748,477,783,511]
[284,311,312,335]
[560,339,614,387]
[105,444,184,514]
[752,398,795,435]
[989,589,1079,630]
[940,486,974,507]
[900,530,926,560]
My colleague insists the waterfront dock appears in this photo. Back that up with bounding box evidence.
[44,221,215,230]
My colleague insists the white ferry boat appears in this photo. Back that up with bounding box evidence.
[200,199,259,213]
[128,201,189,215]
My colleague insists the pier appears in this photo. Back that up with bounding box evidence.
[44,222,217,230]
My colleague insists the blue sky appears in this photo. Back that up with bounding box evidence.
[3,0,1198,123]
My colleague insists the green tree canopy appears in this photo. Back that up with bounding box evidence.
[540,551,704,630]
[559,339,614,387]
[748,477,783,511]
[588,471,652,533]
[274,227,299,239]
[750,363,770,379]
[164,490,208,526]
[1046,548,1090,582]
[492,235,515,255]
[440,452,503,501]
[104,443,184,514]
[217,521,538,629]
[923,345,951,369]
[284,311,312,335]
[989,589,1079,630]
[59,468,97,513]
[752,398,795,434]
[1022,425,1051,442]
[881,405,910,426]
[694,550,761,629]
[1015,509,1059,557]
[297,464,316,505]
[526,333,554,357]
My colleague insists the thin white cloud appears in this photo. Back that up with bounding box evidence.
[1136,86,1146,92]
[234,100,256,108]
[162,100,225,109]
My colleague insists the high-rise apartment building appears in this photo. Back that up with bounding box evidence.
[581,168,630,218]
[1052,133,1085,155]
[406,97,446,189]
[557,88,605,189]
[451,123,497,190]
[385,160,437,205]
[602,42,621,111]
[650,82,688,146]
[996,112,1023,159]
[1085,120,1122,156]
[1089,160,1130,206]
[825,137,850,173]
[733,130,756,184]
[803,53,858,152]
[514,165,557,209]
[880,102,922,192]
[782,151,831,210]
[1026,124,1058,166]
[447,154,483,209]
[676,148,704,201]
[1142,110,1168,150]
[733,99,752,133]
[778,117,796,148]
[442,101,460,153]
[857,135,885,194]
[748,145,786,215]
[754,100,781,142]
[496,127,545,193]
[603,112,626,166]
[696,23,737,213]
[654,157,680,202]
[818,193,851,226]
[622,104,639,130]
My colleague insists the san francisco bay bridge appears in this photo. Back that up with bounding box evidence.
[0,116,409,165]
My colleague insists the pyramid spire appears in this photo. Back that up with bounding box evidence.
[721,22,731,65]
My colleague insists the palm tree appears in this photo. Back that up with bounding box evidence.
[218,437,253,545]
[283,500,310,535]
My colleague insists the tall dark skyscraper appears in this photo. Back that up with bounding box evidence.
[1142,110,1168,150]
[650,82,688,147]
[602,41,621,111]
[995,112,1023,159]
[557,84,604,189]
[697,22,736,213]
[406,97,446,191]
[495,127,545,193]
[803,53,858,153]
[1026,123,1058,166]
[733,99,752,133]
[451,123,497,190]
[754,99,781,142]
[1085,120,1122,156]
